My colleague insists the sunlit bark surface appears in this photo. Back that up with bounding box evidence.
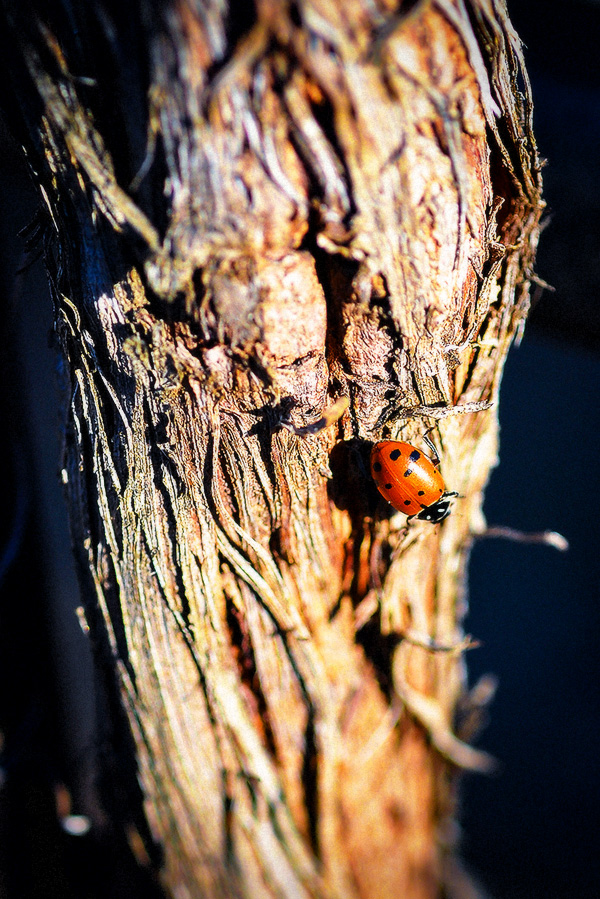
[0,1,542,896]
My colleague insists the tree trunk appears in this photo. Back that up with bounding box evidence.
[0,1,543,897]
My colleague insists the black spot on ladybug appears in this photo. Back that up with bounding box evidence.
[408,450,421,463]
[389,449,402,461]
[385,483,393,490]
[403,467,413,478]
[404,500,411,506]
[373,461,382,472]
[418,490,425,496]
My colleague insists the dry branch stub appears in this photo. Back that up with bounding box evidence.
[1,1,543,897]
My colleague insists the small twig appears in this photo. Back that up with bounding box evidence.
[395,674,497,773]
[479,526,569,551]
[400,631,479,653]
[456,675,499,745]
[278,397,349,436]
[393,646,497,773]
[406,401,493,419]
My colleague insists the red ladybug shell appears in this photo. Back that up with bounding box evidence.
[370,441,452,522]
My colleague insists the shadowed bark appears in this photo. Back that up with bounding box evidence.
[0,1,543,897]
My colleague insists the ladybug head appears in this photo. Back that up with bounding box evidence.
[414,492,458,524]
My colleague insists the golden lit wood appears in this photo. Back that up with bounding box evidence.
[1,1,543,896]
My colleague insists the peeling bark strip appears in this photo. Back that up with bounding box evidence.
[0,1,542,897]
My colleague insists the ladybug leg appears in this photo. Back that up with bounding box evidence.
[421,429,441,467]
[405,511,421,527]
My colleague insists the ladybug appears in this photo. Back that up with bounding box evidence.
[370,440,458,523]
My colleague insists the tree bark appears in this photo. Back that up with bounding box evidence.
[0,1,543,897]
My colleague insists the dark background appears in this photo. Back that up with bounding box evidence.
[463,2,600,896]
[0,1,599,897]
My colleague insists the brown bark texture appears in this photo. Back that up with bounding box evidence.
[0,1,543,897]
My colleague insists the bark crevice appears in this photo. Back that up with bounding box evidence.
[0,1,543,896]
